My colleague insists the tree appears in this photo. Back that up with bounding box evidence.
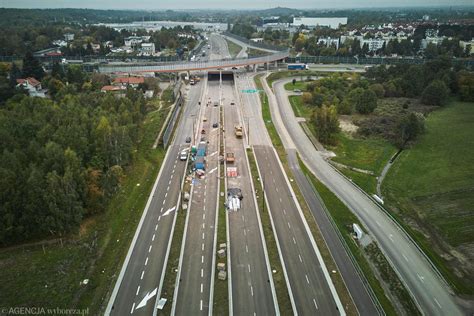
[47,78,65,99]
[421,80,449,106]
[22,51,45,79]
[51,62,65,79]
[396,112,425,148]
[312,104,340,145]
[292,78,296,86]
[346,88,378,114]
[457,71,474,102]
[369,83,385,98]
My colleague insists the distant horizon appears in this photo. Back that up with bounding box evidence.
[1,0,473,11]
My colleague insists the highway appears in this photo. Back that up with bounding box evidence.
[235,73,344,315]
[222,80,278,315]
[172,79,220,315]
[267,76,464,316]
[105,72,205,315]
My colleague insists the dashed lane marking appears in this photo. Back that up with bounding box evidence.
[141,271,144,280]
[434,298,442,309]
[306,274,310,284]
[131,303,135,314]
[246,245,248,253]
[148,245,152,253]
[248,264,251,273]
[155,224,158,231]
[152,234,155,241]
[299,254,303,262]
[293,237,296,244]
[145,257,148,266]
[313,299,318,310]
[136,286,140,296]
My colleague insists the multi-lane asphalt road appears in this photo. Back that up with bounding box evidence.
[267,76,464,316]
[222,80,278,315]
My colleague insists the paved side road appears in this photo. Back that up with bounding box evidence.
[268,76,463,316]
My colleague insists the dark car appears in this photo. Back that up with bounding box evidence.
[185,136,191,143]
[213,122,218,128]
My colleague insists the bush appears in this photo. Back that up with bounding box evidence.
[421,80,449,106]
[311,104,340,144]
[369,83,385,98]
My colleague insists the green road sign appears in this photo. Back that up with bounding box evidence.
[241,89,262,93]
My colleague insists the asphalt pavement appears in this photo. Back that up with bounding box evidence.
[105,69,205,316]
[223,80,278,315]
[268,76,464,316]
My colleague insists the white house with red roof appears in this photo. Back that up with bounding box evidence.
[16,77,46,98]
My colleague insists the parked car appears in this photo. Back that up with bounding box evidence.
[185,136,192,143]
[213,122,218,128]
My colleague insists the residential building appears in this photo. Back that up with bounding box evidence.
[361,38,386,52]
[124,36,150,48]
[64,33,75,41]
[101,85,127,93]
[140,42,155,56]
[460,40,474,55]
[318,37,340,49]
[16,77,46,98]
[292,17,348,29]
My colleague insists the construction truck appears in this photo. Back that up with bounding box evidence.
[234,125,243,138]
[226,152,235,163]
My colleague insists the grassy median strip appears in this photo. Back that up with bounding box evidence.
[213,107,229,315]
[246,148,292,315]
[225,39,243,58]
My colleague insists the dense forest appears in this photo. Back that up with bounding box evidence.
[0,56,153,244]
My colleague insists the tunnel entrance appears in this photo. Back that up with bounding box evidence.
[208,71,234,81]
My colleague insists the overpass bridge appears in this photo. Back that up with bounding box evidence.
[98,50,289,73]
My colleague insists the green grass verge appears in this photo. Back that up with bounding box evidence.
[225,39,243,58]
[213,107,228,315]
[288,95,314,119]
[331,133,397,175]
[298,161,399,316]
[266,71,326,88]
[337,167,378,195]
[247,48,270,57]
[247,148,292,315]
[284,81,309,91]
[383,100,474,295]
[0,106,169,313]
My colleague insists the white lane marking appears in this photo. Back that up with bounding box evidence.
[208,167,217,174]
[246,245,249,253]
[305,274,310,284]
[283,209,286,215]
[202,255,204,263]
[148,245,152,253]
[201,283,203,293]
[417,273,425,283]
[145,257,148,266]
[202,223,205,229]
[165,192,168,198]
[299,254,303,262]
[203,213,205,220]
[201,269,204,277]
[376,220,381,227]
[242,215,245,221]
[275,187,279,193]
[170,174,174,179]
[166,185,170,192]
[288,222,291,229]
[279,197,282,203]
[293,237,296,244]
[131,303,135,314]
[200,300,203,311]
[202,243,204,251]
[141,271,144,280]
[402,254,408,262]
[243,230,246,236]
[389,234,394,242]
[204,205,206,211]
[152,234,155,241]
[158,216,161,222]
[155,224,158,231]
[313,298,318,310]
[136,286,140,296]
[202,232,205,239]
[168,179,172,186]
[248,264,251,272]
[250,285,254,296]
[434,298,442,309]
[160,207,163,213]
[136,288,157,310]
[162,199,166,206]
[163,206,176,216]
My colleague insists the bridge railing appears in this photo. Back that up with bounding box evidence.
[98,50,289,73]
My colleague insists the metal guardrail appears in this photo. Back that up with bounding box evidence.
[97,50,289,73]
[287,55,474,67]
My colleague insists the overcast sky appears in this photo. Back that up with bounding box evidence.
[1,0,472,10]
